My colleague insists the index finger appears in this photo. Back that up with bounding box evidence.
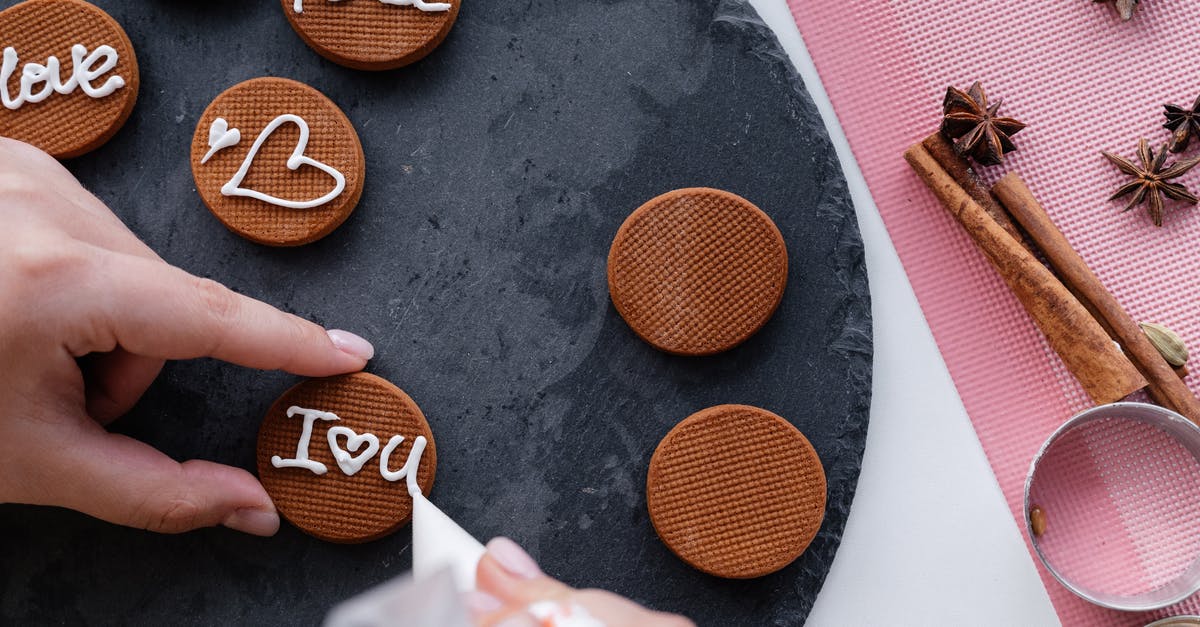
[78,248,374,376]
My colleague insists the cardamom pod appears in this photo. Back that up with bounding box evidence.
[1029,505,1047,538]
[1140,322,1189,367]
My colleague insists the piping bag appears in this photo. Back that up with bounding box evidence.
[325,442,605,626]
[324,456,486,627]
[410,488,487,591]
[326,482,608,627]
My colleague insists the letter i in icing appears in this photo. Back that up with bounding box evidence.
[272,406,341,474]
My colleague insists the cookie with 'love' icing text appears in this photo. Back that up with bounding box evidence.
[282,0,460,70]
[257,372,437,543]
[646,405,826,579]
[0,0,139,158]
[190,77,365,247]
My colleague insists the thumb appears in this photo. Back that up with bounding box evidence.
[28,424,278,536]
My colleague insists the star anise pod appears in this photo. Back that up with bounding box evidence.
[1102,138,1200,227]
[1094,0,1140,21]
[940,82,1026,166]
[1164,95,1200,153]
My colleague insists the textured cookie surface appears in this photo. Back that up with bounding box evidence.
[647,405,826,579]
[607,188,788,356]
[281,0,460,70]
[257,372,436,543]
[0,0,138,158]
[190,77,365,246]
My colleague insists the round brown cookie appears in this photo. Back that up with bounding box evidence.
[0,0,139,158]
[257,372,437,543]
[607,188,788,356]
[646,404,826,579]
[281,0,460,71]
[190,77,365,247]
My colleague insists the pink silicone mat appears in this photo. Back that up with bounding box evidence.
[786,1,1200,623]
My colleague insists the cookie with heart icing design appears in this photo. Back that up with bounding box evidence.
[282,0,460,71]
[0,0,139,158]
[190,77,365,246]
[257,372,437,543]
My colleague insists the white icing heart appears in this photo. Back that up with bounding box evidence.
[219,113,346,210]
[202,117,241,164]
[327,426,381,476]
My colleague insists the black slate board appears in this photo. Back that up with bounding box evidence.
[0,0,872,625]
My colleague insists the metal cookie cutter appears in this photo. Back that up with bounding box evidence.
[1025,402,1200,611]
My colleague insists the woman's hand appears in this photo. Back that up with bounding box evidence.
[469,537,695,627]
[0,138,374,536]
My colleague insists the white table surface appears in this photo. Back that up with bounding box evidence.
[745,1,1061,624]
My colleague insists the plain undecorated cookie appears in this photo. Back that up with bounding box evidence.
[607,188,788,356]
[257,372,437,543]
[0,0,139,158]
[646,404,826,579]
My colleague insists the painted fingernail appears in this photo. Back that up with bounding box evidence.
[493,614,539,627]
[327,329,375,361]
[486,537,542,580]
[463,590,503,616]
[222,507,280,536]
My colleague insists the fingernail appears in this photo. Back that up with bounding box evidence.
[222,507,280,536]
[463,590,503,616]
[327,329,375,361]
[493,614,538,627]
[486,537,542,580]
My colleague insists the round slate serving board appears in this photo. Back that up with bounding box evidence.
[0,0,872,625]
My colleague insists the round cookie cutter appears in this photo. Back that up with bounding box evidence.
[1147,617,1200,627]
[1024,402,1200,611]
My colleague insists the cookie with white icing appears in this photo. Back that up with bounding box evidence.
[646,404,826,579]
[190,77,365,247]
[282,0,460,71]
[607,188,788,356]
[257,372,437,543]
[0,0,139,158]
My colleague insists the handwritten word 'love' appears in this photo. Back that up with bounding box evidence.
[271,406,426,491]
[292,0,451,14]
[1,44,125,111]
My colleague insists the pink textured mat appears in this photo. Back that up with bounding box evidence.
[786,1,1200,623]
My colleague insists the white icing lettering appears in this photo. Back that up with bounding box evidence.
[271,406,340,474]
[270,407,429,485]
[380,435,427,496]
[327,426,381,476]
[219,113,347,210]
[0,44,125,110]
[293,0,451,14]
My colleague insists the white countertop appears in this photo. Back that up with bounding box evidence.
[745,1,1061,624]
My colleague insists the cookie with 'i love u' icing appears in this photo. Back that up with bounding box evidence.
[190,77,365,247]
[282,0,461,71]
[0,0,139,158]
[257,372,437,543]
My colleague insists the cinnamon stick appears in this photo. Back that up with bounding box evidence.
[904,144,1146,404]
[992,173,1200,423]
[923,133,1120,341]
[922,133,1025,244]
